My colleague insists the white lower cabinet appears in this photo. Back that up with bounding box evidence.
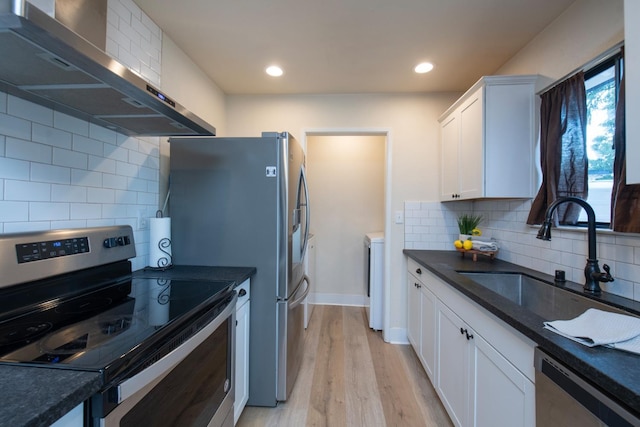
[234,279,250,424]
[407,257,535,427]
[407,266,437,382]
[472,333,534,427]
[436,303,470,427]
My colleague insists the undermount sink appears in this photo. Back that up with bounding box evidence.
[457,272,627,320]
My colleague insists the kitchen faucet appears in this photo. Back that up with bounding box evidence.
[536,196,613,295]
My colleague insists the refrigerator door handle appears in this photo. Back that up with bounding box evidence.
[300,166,311,262]
[289,276,311,309]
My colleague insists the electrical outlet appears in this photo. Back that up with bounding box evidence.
[137,210,149,230]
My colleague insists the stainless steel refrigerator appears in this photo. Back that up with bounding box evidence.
[168,132,311,407]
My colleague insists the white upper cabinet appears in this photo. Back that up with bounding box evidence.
[625,0,640,184]
[439,75,539,201]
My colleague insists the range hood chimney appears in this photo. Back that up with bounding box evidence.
[0,0,216,136]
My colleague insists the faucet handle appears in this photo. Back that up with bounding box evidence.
[602,263,614,282]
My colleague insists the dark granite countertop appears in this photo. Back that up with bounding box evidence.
[404,249,640,417]
[0,366,101,427]
[133,265,256,286]
[0,265,256,427]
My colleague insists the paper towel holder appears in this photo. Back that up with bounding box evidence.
[148,210,173,271]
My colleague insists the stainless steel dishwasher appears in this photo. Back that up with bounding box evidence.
[535,348,639,427]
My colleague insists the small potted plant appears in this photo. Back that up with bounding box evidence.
[457,213,483,241]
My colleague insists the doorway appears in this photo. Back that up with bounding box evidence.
[305,134,386,307]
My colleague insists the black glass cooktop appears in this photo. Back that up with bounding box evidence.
[0,274,234,380]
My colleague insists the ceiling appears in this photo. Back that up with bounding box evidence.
[133,0,576,95]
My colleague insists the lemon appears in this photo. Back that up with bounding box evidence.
[463,240,473,250]
[471,228,482,236]
[454,240,463,249]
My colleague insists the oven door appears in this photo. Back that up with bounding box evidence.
[93,294,236,427]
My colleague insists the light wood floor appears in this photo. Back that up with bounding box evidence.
[237,305,452,427]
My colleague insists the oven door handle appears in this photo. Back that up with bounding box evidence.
[115,293,237,404]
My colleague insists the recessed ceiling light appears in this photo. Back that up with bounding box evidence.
[266,65,284,77]
[414,62,434,74]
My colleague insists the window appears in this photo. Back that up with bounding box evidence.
[579,54,624,226]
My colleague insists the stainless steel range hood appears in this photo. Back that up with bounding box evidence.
[0,0,216,136]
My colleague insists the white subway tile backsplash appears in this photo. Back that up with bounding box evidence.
[116,161,138,178]
[115,190,137,204]
[0,157,30,180]
[50,220,88,229]
[8,96,53,126]
[138,139,159,156]
[72,135,104,156]
[0,201,29,221]
[103,173,128,190]
[31,163,71,184]
[405,199,640,302]
[5,180,50,201]
[89,124,118,144]
[4,222,51,233]
[137,192,157,206]
[71,169,103,187]
[0,113,31,140]
[128,177,148,192]
[88,188,115,204]
[102,204,128,218]
[129,150,158,168]
[29,202,69,221]
[6,138,52,164]
[0,92,6,113]
[138,166,157,181]
[53,112,89,136]
[53,148,88,169]
[52,185,87,203]
[70,203,103,220]
[110,0,133,24]
[103,144,129,162]
[88,156,117,174]
[117,135,139,151]
[32,124,72,149]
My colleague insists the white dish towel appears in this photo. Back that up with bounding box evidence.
[544,308,640,355]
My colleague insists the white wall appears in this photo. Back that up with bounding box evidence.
[226,93,458,339]
[157,34,226,214]
[496,0,624,89]
[306,135,385,305]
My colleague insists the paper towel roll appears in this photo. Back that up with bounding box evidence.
[149,217,172,269]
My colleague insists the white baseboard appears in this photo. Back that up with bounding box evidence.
[384,327,409,344]
[309,292,367,307]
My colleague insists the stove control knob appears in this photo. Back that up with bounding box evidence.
[116,236,125,246]
[103,238,117,248]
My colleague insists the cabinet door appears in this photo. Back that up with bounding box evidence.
[436,302,469,427]
[471,335,534,427]
[458,87,483,200]
[407,274,422,352]
[419,285,437,383]
[441,113,460,200]
[234,300,250,424]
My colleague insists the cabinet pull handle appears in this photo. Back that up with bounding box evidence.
[414,282,421,288]
[466,331,474,340]
[416,268,422,275]
[460,327,465,335]
[238,288,247,297]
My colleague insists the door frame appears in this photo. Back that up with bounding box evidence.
[302,128,393,340]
